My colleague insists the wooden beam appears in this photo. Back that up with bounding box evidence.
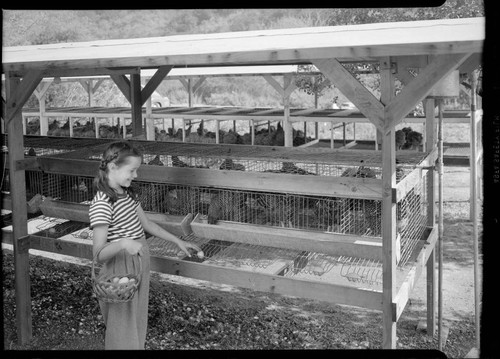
[312,58,385,132]
[150,255,383,310]
[5,70,44,124]
[140,66,172,106]
[384,53,472,132]
[192,76,207,94]
[37,67,140,79]
[33,156,382,199]
[110,74,132,103]
[5,74,33,344]
[130,73,143,136]
[380,56,397,349]
[263,75,284,96]
[33,81,52,100]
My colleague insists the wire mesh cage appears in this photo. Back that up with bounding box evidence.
[5,137,432,276]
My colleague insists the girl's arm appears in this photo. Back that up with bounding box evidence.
[136,205,201,256]
[93,224,143,263]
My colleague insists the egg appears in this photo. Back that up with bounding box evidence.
[112,277,120,283]
[80,231,89,239]
[197,251,204,259]
[118,277,129,284]
[128,278,136,284]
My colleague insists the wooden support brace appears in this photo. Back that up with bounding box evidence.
[110,74,132,103]
[312,58,385,132]
[141,65,172,106]
[5,70,44,124]
[384,53,473,133]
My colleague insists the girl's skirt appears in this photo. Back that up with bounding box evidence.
[98,236,150,350]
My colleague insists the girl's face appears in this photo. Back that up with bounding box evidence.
[107,156,142,191]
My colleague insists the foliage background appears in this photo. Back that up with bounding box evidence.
[2,3,484,137]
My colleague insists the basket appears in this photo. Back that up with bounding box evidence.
[92,250,142,303]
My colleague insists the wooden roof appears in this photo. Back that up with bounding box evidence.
[2,17,484,74]
[21,106,473,123]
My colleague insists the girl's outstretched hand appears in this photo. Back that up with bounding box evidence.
[121,238,143,256]
[177,240,202,257]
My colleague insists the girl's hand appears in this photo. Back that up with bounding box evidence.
[121,239,143,256]
[177,240,202,257]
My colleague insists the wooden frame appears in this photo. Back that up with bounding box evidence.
[2,17,483,349]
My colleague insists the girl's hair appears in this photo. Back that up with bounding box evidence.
[93,141,143,203]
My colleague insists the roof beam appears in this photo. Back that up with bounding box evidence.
[384,53,472,132]
[312,58,385,132]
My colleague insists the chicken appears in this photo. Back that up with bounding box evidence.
[196,120,205,137]
[395,130,406,150]
[26,148,36,157]
[47,120,60,135]
[207,193,223,225]
[281,162,315,175]
[219,158,245,171]
[171,155,208,169]
[148,155,164,166]
[271,122,284,146]
[171,155,190,167]
[404,131,423,150]
[222,130,240,144]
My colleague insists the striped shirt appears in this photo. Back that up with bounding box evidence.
[89,191,145,242]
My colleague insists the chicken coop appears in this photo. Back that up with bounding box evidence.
[2,17,484,349]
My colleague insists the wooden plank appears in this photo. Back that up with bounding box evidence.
[34,156,383,199]
[263,75,284,96]
[6,70,43,124]
[5,74,33,344]
[36,199,188,237]
[110,74,131,103]
[190,214,383,260]
[384,53,472,132]
[130,73,143,137]
[394,227,438,320]
[3,18,484,72]
[312,58,385,132]
[380,57,397,349]
[141,66,172,106]
[424,97,437,336]
[149,255,383,310]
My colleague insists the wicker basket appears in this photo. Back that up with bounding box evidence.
[92,252,142,303]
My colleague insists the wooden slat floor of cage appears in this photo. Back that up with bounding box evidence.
[201,242,296,274]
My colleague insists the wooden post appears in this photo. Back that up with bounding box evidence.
[38,91,48,136]
[380,57,397,349]
[470,70,481,350]
[251,120,255,145]
[330,122,334,149]
[6,73,33,344]
[145,96,154,141]
[215,121,220,144]
[424,97,436,336]
[437,100,444,351]
[130,72,143,137]
[283,75,293,147]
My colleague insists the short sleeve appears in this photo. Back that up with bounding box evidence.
[89,198,113,229]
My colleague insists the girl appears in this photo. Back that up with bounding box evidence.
[89,141,200,350]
